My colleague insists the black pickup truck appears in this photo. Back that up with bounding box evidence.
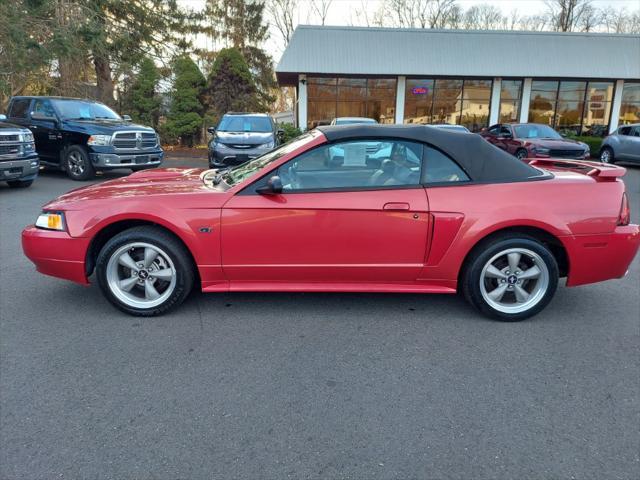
[0,116,39,188]
[6,96,163,180]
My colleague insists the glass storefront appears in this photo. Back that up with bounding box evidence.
[619,82,640,126]
[499,80,522,123]
[306,76,396,129]
[403,78,491,132]
[528,80,614,136]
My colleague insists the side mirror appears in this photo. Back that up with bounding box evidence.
[276,129,285,142]
[207,126,216,134]
[122,114,132,122]
[256,175,283,195]
[0,114,6,121]
[30,111,57,122]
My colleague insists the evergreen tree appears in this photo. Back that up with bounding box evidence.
[205,48,261,120]
[204,0,276,109]
[128,57,161,128]
[165,56,205,147]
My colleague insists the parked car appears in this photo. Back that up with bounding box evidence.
[429,124,471,133]
[6,96,163,180]
[481,123,590,160]
[208,112,283,168]
[22,125,639,321]
[600,123,640,164]
[0,115,39,188]
[330,117,378,125]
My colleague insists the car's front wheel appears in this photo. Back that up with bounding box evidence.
[600,146,615,164]
[515,148,528,160]
[96,226,195,316]
[462,234,559,321]
[64,145,95,181]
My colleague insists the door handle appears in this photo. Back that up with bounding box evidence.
[383,202,410,211]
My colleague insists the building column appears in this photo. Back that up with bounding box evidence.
[395,76,406,124]
[609,80,625,133]
[298,74,308,131]
[489,77,502,125]
[519,78,532,123]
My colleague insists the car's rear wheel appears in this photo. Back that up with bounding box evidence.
[7,179,33,188]
[462,234,558,321]
[600,146,615,164]
[515,148,528,160]
[96,226,195,316]
[65,145,95,181]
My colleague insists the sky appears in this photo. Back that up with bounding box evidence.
[178,0,640,62]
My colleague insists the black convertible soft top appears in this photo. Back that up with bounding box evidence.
[316,124,544,183]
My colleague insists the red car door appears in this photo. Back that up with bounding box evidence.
[221,139,430,284]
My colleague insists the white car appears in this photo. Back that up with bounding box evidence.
[600,123,640,164]
[330,117,378,126]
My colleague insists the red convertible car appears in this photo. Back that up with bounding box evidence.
[22,125,639,321]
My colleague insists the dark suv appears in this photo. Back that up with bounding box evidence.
[208,113,283,168]
[6,96,163,180]
[0,115,39,188]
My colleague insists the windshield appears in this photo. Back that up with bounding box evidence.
[514,124,561,139]
[52,99,121,121]
[205,134,313,188]
[217,115,272,133]
[335,118,377,125]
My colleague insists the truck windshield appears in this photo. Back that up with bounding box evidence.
[217,116,272,133]
[52,100,121,121]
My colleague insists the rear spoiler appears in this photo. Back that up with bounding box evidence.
[527,158,626,179]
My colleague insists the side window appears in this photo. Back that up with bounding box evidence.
[32,99,55,118]
[9,99,31,119]
[277,139,423,192]
[618,126,631,136]
[487,125,501,136]
[500,125,512,136]
[632,127,640,137]
[422,146,470,184]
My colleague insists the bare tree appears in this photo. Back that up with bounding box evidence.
[463,4,505,30]
[545,0,595,32]
[268,0,298,45]
[601,7,640,33]
[384,0,461,29]
[351,0,387,27]
[309,0,333,26]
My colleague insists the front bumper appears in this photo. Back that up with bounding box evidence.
[0,155,39,182]
[209,144,271,167]
[22,226,90,285]
[89,150,163,169]
[565,224,640,287]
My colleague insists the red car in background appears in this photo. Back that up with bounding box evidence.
[481,123,591,160]
[22,125,639,321]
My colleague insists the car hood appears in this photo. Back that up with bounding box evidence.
[523,137,586,149]
[61,118,156,135]
[215,131,273,146]
[44,168,228,210]
[0,121,28,131]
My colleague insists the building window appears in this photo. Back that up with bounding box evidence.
[306,76,396,129]
[499,80,522,123]
[403,78,491,132]
[619,82,640,126]
[528,80,614,137]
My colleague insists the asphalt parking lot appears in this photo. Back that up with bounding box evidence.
[1,158,639,479]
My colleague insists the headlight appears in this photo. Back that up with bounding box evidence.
[87,135,112,146]
[35,211,66,231]
[262,141,275,149]
[22,131,34,142]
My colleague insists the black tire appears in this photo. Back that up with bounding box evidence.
[7,179,33,188]
[461,234,559,322]
[64,145,95,181]
[600,146,615,164]
[515,148,528,160]
[95,226,195,316]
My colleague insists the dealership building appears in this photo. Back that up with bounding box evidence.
[275,26,640,135]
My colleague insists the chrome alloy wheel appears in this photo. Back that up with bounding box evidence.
[600,149,611,163]
[68,151,86,175]
[106,242,177,309]
[479,247,550,314]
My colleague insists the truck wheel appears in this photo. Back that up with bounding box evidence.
[7,179,33,188]
[64,145,95,181]
[461,234,558,322]
[96,226,195,316]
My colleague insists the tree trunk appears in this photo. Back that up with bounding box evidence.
[93,53,114,106]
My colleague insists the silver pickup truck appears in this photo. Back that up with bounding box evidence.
[0,114,39,188]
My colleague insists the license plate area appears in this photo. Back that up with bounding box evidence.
[134,156,149,164]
